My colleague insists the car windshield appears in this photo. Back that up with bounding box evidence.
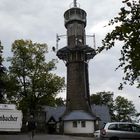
[108,124,118,130]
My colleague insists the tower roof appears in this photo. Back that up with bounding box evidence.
[64,0,87,28]
[63,110,97,121]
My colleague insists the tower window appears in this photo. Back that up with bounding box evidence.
[81,121,86,127]
[73,121,77,127]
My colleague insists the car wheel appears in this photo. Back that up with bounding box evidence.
[110,137,119,140]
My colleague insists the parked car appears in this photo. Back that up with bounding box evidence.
[94,122,140,140]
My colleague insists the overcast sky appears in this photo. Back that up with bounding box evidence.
[0,0,139,112]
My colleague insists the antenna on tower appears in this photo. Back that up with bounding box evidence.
[74,0,77,7]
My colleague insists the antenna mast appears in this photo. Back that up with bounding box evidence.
[74,0,77,7]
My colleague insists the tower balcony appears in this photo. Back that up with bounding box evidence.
[57,45,96,63]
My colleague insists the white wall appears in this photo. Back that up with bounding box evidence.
[64,121,94,134]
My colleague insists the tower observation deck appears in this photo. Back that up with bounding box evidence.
[57,0,96,114]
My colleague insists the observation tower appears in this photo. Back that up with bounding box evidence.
[57,0,98,134]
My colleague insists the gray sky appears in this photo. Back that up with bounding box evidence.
[0,0,139,112]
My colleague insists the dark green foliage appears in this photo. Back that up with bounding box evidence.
[90,91,114,106]
[55,97,65,106]
[99,0,140,88]
[0,41,6,103]
[114,96,137,121]
[0,41,3,63]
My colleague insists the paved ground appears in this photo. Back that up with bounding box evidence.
[0,134,95,140]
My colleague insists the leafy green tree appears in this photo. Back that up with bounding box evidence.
[0,41,3,63]
[99,0,140,88]
[7,39,65,114]
[90,91,138,121]
[0,41,6,103]
[90,93,101,105]
[90,91,114,105]
[90,91,115,120]
[114,96,137,121]
[55,97,65,106]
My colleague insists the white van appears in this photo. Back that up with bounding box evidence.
[0,104,23,132]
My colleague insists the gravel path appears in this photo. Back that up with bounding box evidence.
[0,134,95,140]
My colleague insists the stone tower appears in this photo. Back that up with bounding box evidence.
[57,0,96,114]
[57,0,96,133]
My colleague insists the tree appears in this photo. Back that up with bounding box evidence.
[0,41,3,63]
[90,91,138,121]
[90,91,115,120]
[90,91,114,105]
[99,0,140,88]
[7,39,65,114]
[114,96,137,121]
[0,41,6,103]
[55,97,65,106]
